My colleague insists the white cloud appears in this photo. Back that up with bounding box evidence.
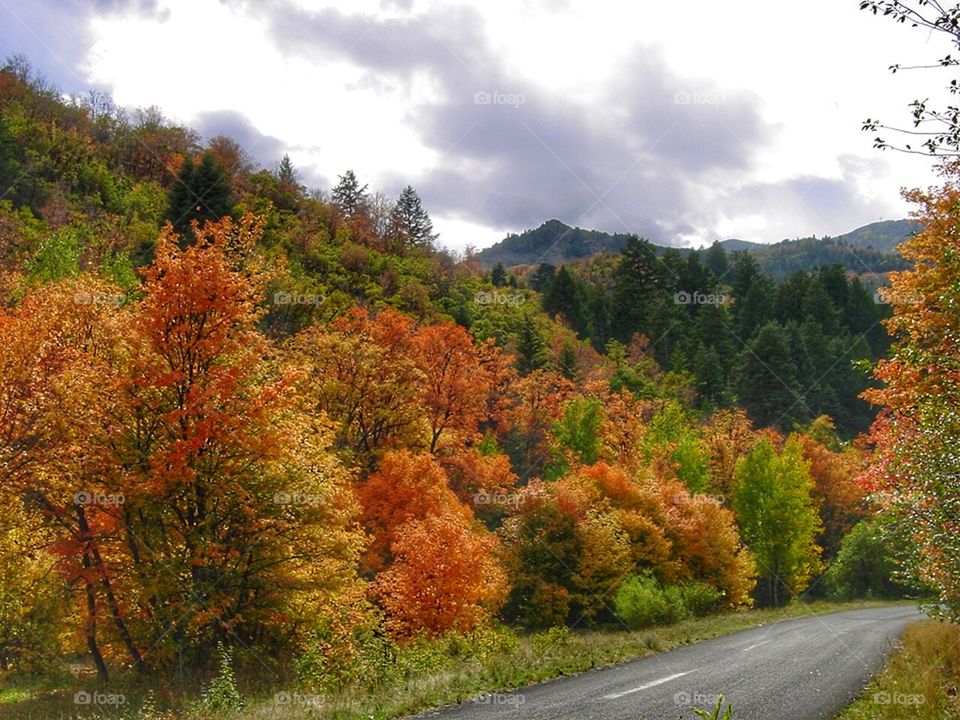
[70,0,944,251]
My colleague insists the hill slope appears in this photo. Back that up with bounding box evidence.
[478,219,915,276]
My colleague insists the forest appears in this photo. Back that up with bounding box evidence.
[0,52,952,718]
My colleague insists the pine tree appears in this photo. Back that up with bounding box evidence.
[543,266,588,335]
[167,152,234,245]
[275,153,303,212]
[612,235,668,341]
[516,314,548,375]
[705,241,730,280]
[491,261,507,287]
[389,184,436,249]
[736,321,802,429]
[332,169,368,217]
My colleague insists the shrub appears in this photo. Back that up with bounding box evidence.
[615,575,723,629]
[613,574,672,629]
[676,582,724,617]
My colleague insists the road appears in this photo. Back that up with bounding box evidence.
[408,605,923,720]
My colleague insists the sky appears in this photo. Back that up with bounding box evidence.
[0,0,951,252]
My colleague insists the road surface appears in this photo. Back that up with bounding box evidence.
[408,605,923,720]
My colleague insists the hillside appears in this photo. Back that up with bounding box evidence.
[479,219,913,277]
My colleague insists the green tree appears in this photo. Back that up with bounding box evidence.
[332,169,368,217]
[515,314,549,375]
[543,265,588,335]
[705,241,730,280]
[736,321,802,429]
[167,152,234,244]
[389,184,436,249]
[734,438,822,606]
[491,261,507,287]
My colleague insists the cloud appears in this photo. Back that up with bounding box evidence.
[244,2,775,244]
[0,0,166,94]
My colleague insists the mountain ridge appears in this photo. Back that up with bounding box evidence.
[477,219,918,277]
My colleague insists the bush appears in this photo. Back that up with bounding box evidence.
[824,516,918,601]
[614,575,723,629]
[613,574,672,629]
[676,582,724,618]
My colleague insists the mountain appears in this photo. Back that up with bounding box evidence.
[478,219,915,277]
[836,219,920,253]
[477,219,635,267]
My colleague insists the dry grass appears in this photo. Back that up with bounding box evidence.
[839,618,960,720]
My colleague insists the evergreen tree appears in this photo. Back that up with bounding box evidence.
[736,321,802,429]
[515,314,548,375]
[737,276,776,340]
[389,185,436,249]
[491,261,507,287]
[543,266,588,336]
[275,153,303,212]
[167,152,234,244]
[332,169,368,217]
[529,263,557,292]
[705,241,730,280]
[612,235,669,342]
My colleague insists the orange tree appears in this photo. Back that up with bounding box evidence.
[863,163,960,617]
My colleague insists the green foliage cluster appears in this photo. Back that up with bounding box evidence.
[613,574,723,629]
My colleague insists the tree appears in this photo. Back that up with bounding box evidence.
[736,321,803,429]
[372,513,507,638]
[332,169,368,218]
[412,322,503,453]
[294,307,424,465]
[515,313,549,375]
[860,1,960,155]
[389,185,436,250]
[357,450,468,573]
[491,261,507,287]
[862,164,960,618]
[705,241,730,280]
[543,265,588,336]
[167,152,234,244]
[612,236,669,342]
[733,438,822,606]
[275,153,303,211]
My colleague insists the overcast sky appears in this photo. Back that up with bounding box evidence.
[0,0,951,251]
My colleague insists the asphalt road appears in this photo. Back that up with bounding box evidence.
[408,605,924,720]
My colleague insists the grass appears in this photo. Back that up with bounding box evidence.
[838,617,960,720]
[0,600,903,720]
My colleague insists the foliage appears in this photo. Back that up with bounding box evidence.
[863,164,960,621]
[733,438,822,606]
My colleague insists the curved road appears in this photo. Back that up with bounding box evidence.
[408,605,923,720]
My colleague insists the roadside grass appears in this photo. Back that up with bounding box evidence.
[0,600,902,720]
[838,618,960,720]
